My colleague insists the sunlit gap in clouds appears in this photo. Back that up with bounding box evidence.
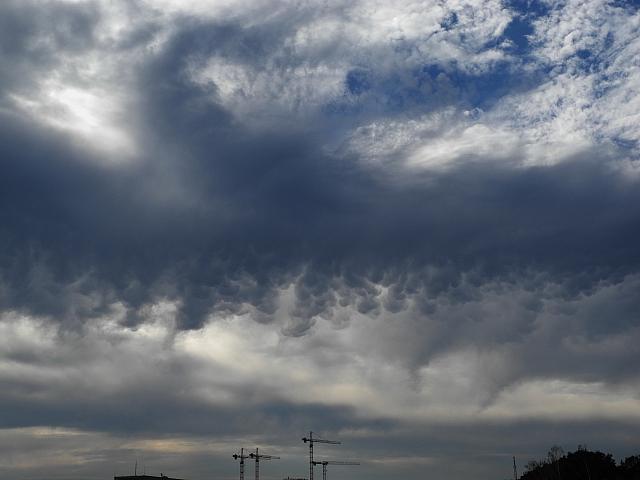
[10,80,136,160]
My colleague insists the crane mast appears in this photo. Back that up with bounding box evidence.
[301,432,340,480]
[312,460,360,480]
[249,447,280,480]
[233,448,250,480]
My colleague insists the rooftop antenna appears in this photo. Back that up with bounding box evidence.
[513,456,518,480]
[302,432,340,480]
[134,459,138,476]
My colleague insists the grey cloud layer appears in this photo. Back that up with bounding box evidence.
[1,1,640,479]
[2,94,639,329]
[1,0,639,384]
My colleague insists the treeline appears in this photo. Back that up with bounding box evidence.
[521,446,640,480]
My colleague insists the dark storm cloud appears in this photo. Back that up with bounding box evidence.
[3,82,640,332]
[0,377,364,437]
[3,3,640,480]
[0,0,639,429]
[1,10,640,337]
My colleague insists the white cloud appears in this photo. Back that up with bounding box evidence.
[484,379,640,420]
[10,80,135,157]
[180,0,512,123]
[511,0,640,160]
[189,56,348,121]
[339,0,640,172]
[3,273,640,426]
[10,0,639,170]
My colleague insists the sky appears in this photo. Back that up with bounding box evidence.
[0,0,640,479]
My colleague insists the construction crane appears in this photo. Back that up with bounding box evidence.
[233,448,250,480]
[249,448,280,480]
[312,461,359,480]
[301,432,340,480]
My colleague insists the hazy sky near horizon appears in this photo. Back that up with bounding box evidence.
[1,1,640,479]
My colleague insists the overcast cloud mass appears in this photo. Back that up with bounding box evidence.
[1,1,640,479]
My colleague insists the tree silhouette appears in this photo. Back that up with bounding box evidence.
[520,447,639,480]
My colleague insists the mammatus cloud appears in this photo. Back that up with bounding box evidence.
[1,1,640,479]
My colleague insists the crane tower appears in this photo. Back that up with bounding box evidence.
[233,448,250,480]
[249,448,280,480]
[312,461,359,480]
[301,432,340,480]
